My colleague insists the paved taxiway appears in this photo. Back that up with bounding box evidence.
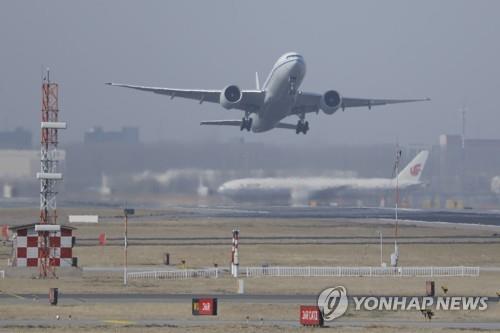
[3,199,500,227]
[89,205,500,228]
[0,318,499,330]
[172,205,500,226]
[1,293,498,304]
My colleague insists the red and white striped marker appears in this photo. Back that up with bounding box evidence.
[231,229,240,277]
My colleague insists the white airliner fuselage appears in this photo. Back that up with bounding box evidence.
[107,52,429,135]
[253,53,306,132]
[219,151,429,204]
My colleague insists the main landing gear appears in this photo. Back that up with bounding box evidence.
[296,120,309,135]
[240,116,252,131]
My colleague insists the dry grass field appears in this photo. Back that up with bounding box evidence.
[0,207,499,332]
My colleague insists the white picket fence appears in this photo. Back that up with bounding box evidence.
[127,268,219,280]
[126,266,479,280]
[244,266,480,278]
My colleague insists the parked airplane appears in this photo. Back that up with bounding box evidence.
[106,52,429,134]
[218,151,429,203]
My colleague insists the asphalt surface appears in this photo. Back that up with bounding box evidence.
[167,205,500,226]
[0,318,499,330]
[75,234,500,246]
[1,292,498,304]
[3,198,500,227]
[92,204,500,227]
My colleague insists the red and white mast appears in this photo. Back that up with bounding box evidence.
[36,69,67,277]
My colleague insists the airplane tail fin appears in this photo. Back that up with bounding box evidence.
[255,72,260,90]
[396,150,429,182]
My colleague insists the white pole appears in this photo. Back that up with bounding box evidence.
[124,212,128,286]
[379,231,383,266]
[393,149,401,267]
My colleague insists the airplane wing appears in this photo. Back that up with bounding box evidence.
[292,92,429,114]
[341,97,431,109]
[106,83,221,103]
[106,83,264,111]
[200,120,297,130]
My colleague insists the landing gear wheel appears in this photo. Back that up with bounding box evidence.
[296,120,309,135]
[240,117,252,132]
[246,117,252,131]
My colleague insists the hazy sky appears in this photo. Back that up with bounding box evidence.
[0,0,499,146]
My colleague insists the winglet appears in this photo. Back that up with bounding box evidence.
[255,72,260,90]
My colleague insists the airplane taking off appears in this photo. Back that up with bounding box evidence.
[106,52,429,134]
[218,151,429,203]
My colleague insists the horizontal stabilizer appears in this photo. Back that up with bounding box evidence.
[200,120,242,127]
[200,120,298,130]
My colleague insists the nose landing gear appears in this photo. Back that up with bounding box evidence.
[289,76,297,95]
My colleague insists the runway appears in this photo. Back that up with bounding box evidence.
[0,318,499,330]
[3,198,500,227]
[95,204,500,227]
[173,205,500,226]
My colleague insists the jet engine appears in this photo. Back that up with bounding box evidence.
[220,85,242,109]
[320,90,342,115]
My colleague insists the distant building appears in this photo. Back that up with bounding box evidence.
[0,150,39,179]
[84,126,139,145]
[437,134,500,199]
[0,128,32,149]
[0,150,65,180]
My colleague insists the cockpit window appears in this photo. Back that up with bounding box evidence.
[286,54,301,59]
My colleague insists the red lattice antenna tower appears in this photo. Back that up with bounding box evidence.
[37,69,66,278]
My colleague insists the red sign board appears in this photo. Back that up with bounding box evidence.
[1,225,8,240]
[300,305,323,326]
[98,232,106,245]
[192,298,217,316]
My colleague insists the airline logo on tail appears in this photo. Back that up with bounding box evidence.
[396,150,429,183]
[410,164,422,176]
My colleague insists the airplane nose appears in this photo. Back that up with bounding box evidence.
[291,58,306,73]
